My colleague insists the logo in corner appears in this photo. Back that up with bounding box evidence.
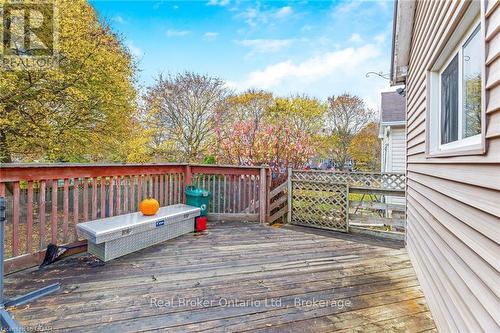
[1,0,59,71]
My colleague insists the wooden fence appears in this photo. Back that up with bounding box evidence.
[0,163,270,272]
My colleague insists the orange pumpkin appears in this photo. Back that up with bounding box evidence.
[139,197,160,216]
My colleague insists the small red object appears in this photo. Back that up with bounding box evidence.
[195,216,207,232]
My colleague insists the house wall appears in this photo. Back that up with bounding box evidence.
[382,126,406,206]
[389,127,406,173]
[381,126,406,173]
[405,1,500,332]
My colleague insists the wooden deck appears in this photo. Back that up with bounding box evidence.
[5,222,435,332]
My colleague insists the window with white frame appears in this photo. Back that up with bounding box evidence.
[427,2,484,156]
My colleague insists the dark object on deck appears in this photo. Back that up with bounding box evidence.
[40,243,87,268]
[0,197,61,332]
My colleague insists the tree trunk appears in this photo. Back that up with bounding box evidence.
[0,129,12,164]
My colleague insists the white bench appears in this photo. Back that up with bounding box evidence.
[77,204,200,261]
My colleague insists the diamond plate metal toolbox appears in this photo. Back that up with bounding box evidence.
[77,204,200,261]
[86,217,195,261]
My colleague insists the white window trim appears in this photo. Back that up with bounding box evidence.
[425,1,486,158]
[437,22,481,151]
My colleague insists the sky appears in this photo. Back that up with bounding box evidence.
[91,0,396,109]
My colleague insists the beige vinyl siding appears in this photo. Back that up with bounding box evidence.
[405,1,500,332]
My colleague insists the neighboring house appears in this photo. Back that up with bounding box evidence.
[391,1,499,332]
[379,91,406,210]
[379,91,406,175]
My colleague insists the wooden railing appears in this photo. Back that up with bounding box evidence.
[0,163,270,272]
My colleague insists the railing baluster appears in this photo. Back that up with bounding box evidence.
[226,175,230,213]
[178,174,182,203]
[243,175,247,212]
[228,175,232,213]
[137,175,142,205]
[223,175,227,213]
[51,180,58,244]
[129,176,135,212]
[83,178,89,222]
[109,177,114,217]
[116,177,121,215]
[149,175,153,198]
[253,176,257,214]
[39,180,46,249]
[167,174,171,205]
[27,181,34,254]
[233,175,237,213]
[63,179,69,243]
[217,175,221,214]
[73,178,79,237]
[248,176,253,214]
[124,177,129,213]
[92,178,98,220]
[173,174,178,204]
[12,182,20,257]
[159,175,164,206]
[155,175,159,200]
[211,175,216,213]
[100,177,106,218]
[238,175,242,213]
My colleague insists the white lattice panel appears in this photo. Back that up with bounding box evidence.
[291,171,405,190]
[290,178,348,232]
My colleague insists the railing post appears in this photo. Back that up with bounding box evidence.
[287,167,292,224]
[0,196,5,305]
[183,165,192,203]
[259,166,267,224]
[266,168,272,223]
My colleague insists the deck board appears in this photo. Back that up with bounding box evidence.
[5,221,435,332]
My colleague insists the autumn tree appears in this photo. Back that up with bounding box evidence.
[143,72,229,162]
[322,93,375,169]
[0,0,137,163]
[348,122,381,171]
[215,93,325,172]
[214,90,273,165]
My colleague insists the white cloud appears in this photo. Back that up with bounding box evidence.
[275,6,293,18]
[235,4,295,27]
[236,39,295,54]
[166,29,190,37]
[227,44,382,92]
[112,15,126,24]
[377,0,390,11]
[207,0,230,6]
[301,25,313,32]
[349,33,362,43]
[126,41,143,58]
[204,32,219,41]
[332,1,361,16]
[374,33,387,44]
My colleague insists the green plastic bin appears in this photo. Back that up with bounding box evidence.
[185,186,211,216]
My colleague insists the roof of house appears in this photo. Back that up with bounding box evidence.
[381,91,406,123]
[390,0,416,85]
